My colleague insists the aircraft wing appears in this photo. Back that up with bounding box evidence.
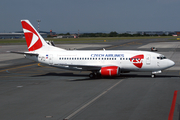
[56,64,102,71]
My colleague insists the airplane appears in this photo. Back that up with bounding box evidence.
[11,20,175,78]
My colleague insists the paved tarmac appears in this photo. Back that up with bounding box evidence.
[0,38,180,120]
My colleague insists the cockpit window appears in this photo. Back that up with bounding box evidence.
[157,55,166,60]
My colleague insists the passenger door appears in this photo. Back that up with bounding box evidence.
[146,54,151,65]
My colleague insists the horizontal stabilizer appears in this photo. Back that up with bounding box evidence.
[7,51,39,56]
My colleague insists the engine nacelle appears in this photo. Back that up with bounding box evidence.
[100,66,120,76]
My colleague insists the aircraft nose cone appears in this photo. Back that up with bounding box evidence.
[168,60,175,67]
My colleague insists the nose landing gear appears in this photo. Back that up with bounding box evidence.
[151,70,161,78]
[151,74,156,78]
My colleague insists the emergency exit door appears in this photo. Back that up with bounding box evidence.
[49,54,53,65]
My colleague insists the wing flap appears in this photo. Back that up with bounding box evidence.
[56,64,101,71]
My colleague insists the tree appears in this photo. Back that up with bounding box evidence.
[66,32,70,35]
[109,31,118,37]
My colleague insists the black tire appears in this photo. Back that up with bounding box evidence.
[151,74,156,78]
[89,73,95,79]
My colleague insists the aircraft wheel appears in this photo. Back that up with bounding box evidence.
[151,74,156,78]
[89,73,95,79]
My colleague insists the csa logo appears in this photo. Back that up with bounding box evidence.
[21,21,43,51]
[130,54,144,68]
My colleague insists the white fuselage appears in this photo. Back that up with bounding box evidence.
[26,47,175,73]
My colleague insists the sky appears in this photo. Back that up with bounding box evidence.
[1,0,180,33]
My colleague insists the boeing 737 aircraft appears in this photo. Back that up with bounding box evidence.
[11,20,175,78]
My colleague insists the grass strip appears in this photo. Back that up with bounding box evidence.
[0,36,178,45]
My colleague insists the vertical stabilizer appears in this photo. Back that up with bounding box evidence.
[21,20,48,51]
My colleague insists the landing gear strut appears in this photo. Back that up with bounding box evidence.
[151,70,161,78]
[89,72,101,79]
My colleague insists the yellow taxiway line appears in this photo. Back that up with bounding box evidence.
[0,63,38,73]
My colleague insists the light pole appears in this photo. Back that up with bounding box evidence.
[37,19,41,32]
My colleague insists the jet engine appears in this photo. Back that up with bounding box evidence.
[99,66,120,76]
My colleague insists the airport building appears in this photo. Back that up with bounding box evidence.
[0,31,49,39]
[0,33,24,39]
[176,32,180,36]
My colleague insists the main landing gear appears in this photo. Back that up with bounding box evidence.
[89,72,101,79]
[89,73,95,78]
